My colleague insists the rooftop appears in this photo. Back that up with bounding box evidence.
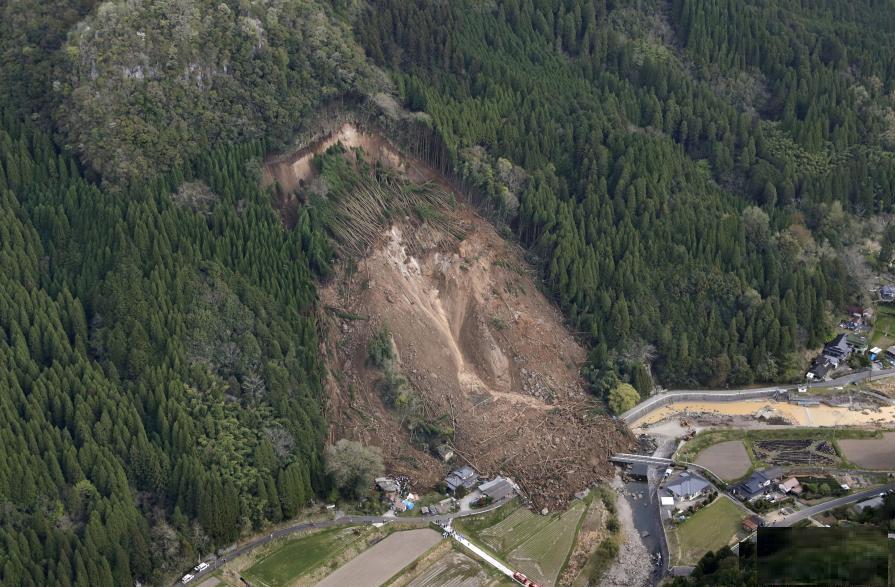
[666,471,711,498]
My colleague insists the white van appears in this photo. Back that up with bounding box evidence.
[194,562,209,572]
[181,574,195,584]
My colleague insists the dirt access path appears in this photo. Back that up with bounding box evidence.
[268,122,633,509]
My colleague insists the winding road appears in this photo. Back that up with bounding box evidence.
[771,482,895,527]
[174,497,514,586]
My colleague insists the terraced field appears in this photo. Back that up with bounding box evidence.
[507,501,587,585]
[479,507,552,553]
[405,551,489,587]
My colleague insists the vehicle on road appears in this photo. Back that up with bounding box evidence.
[180,574,194,584]
[513,571,544,587]
[193,562,209,572]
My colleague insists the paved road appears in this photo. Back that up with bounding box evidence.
[770,482,895,527]
[445,526,516,579]
[610,454,673,466]
[621,368,895,424]
[175,497,514,586]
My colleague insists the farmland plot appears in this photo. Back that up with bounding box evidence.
[406,551,489,587]
[507,501,586,586]
[479,507,551,553]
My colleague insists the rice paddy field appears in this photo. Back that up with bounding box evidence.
[507,502,587,585]
[404,551,489,587]
[472,500,587,586]
[242,526,371,587]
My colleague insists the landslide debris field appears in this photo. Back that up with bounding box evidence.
[266,122,632,509]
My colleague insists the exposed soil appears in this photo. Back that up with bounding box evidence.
[263,122,448,227]
[693,441,751,481]
[281,123,633,509]
[634,400,895,428]
[838,432,895,469]
[320,212,632,508]
[561,496,606,586]
[315,529,443,587]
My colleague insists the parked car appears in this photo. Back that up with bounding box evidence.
[181,574,195,584]
[194,562,209,572]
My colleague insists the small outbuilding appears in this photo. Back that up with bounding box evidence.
[779,477,803,495]
[742,515,763,532]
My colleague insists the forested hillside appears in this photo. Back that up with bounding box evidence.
[0,115,331,585]
[2,0,895,584]
[357,0,895,390]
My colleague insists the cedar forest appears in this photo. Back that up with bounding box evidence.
[2,0,895,584]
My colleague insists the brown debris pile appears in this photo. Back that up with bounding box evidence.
[319,206,633,509]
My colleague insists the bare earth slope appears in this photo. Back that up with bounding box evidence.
[268,122,632,508]
[320,203,631,508]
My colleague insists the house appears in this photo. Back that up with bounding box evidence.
[435,444,455,463]
[846,334,869,353]
[665,471,711,501]
[881,285,895,302]
[824,334,851,361]
[742,515,763,532]
[732,468,783,501]
[478,477,515,501]
[444,465,479,493]
[806,359,833,381]
[887,346,895,361]
[779,477,803,495]
[375,477,399,495]
[429,497,456,515]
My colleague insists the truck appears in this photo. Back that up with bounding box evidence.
[512,571,543,587]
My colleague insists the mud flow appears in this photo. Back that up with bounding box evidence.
[265,123,632,508]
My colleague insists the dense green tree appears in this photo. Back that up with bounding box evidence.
[608,384,640,415]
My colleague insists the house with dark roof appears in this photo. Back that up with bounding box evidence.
[444,465,478,493]
[881,285,895,302]
[806,359,833,381]
[823,334,851,362]
[732,468,783,501]
[665,471,711,501]
[478,477,515,501]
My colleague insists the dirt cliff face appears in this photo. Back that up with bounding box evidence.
[319,207,633,509]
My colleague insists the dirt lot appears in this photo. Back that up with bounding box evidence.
[838,432,895,469]
[315,529,442,587]
[305,129,632,508]
[693,441,751,481]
